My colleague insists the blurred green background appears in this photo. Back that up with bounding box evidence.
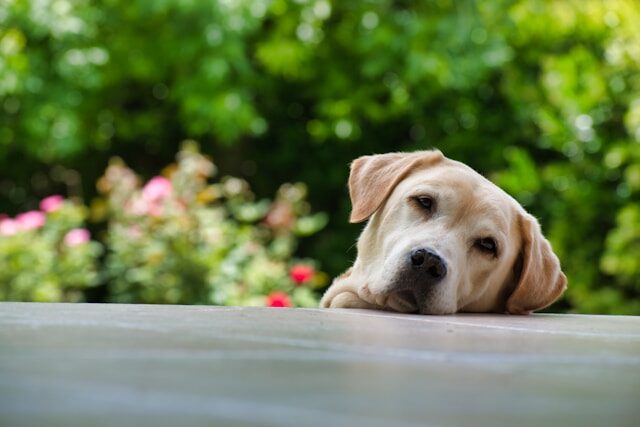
[1,0,639,313]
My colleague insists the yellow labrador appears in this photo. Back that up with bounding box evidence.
[320,150,566,315]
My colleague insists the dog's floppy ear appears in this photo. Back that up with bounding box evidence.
[506,213,567,314]
[348,150,444,223]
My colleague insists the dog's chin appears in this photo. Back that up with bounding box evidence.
[386,290,456,315]
[387,290,419,313]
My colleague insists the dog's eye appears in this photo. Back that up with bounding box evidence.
[415,196,434,212]
[475,237,498,255]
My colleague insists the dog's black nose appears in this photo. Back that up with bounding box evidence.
[409,248,447,281]
[410,248,427,266]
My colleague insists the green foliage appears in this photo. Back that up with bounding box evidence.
[1,0,639,313]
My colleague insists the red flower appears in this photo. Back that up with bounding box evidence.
[266,292,292,308]
[289,264,315,284]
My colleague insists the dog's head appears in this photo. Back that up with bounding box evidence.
[348,151,566,315]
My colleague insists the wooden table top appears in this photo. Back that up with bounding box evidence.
[1,302,639,427]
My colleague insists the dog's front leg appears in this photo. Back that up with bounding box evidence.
[320,269,379,309]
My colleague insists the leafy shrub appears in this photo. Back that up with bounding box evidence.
[0,143,326,307]
[98,142,326,307]
[0,197,101,301]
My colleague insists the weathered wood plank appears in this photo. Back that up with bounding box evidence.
[1,303,639,427]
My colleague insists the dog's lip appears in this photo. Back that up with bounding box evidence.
[392,290,419,312]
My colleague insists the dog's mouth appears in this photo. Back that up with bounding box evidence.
[388,290,419,313]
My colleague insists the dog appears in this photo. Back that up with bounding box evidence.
[320,150,567,315]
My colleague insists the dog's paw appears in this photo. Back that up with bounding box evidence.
[326,291,378,309]
[358,284,388,307]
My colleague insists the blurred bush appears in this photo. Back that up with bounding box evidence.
[0,198,101,301]
[0,143,326,306]
[98,142,324,306]
[1,0,639,313]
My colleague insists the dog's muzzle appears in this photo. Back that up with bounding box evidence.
[387,247,448,313]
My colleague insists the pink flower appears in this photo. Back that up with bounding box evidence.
[142,176,172,202]
[147,203,164,217]
[289,264,315,284]
[263,201,294,230]
[64,228,91,247]
[266,291,293,308]
[128,225,142,239]
[40,195,64,212]
[141,176,173,217]
[125,196,149,216]
[0,218,20,236]
[16,211,46,230]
